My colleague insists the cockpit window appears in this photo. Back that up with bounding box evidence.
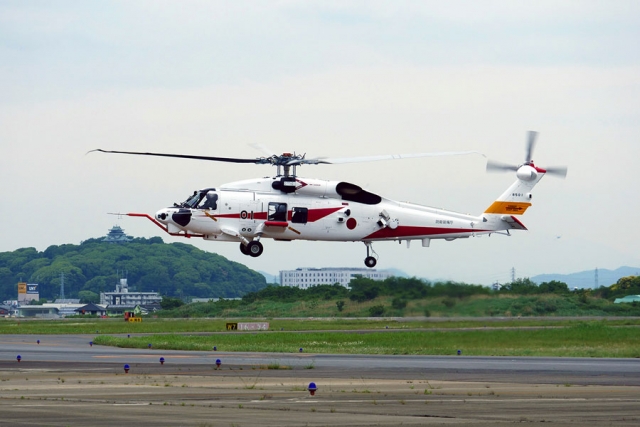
[181,189,218,209]
[197,191,218,210]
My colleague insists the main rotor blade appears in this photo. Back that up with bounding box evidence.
[525,130,538,163]
[87,149,265,164]
[248,142,275,157]
[486,159,518,173]
[297,151,485,165]
[544,166,568,178]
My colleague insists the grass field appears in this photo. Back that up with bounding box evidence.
[3,317,639,358]
[91,322,640,358]
[3,316,640,335]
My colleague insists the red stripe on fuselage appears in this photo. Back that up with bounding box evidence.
[306,207,343,222]
[364,226,490,239]
[201,207,342,222]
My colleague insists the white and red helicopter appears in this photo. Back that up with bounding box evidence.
[91,131,566,268]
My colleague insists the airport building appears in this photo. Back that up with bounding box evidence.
[0,305,10,316]
[17,282,39,304]
[99,278,162,307]
[279,267,394,289]
[17,302,89,318]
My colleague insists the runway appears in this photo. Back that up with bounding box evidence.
[1,334,639,426]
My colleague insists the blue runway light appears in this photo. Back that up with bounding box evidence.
[308,382,317,396]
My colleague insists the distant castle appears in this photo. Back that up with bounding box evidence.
[103,225,132,243]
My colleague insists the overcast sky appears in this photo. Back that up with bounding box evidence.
[1,1,639,285]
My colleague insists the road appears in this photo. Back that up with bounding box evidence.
[1,334,639,426]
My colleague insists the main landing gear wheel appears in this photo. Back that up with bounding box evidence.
[247,240,264,258]
[363,241,378,268]
[239,243,250,256]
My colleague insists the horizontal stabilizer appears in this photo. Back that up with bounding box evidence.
[501,215,528,230]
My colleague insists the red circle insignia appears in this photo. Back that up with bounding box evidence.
[346,218,357,230]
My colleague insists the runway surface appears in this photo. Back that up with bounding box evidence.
[1,334,639,426]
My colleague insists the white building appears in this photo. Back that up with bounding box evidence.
[100,278,162,306]
[280,267,394,289]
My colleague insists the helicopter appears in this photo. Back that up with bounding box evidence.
[90,131,566,268]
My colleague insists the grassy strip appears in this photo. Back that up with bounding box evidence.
[160,294,640,318]
[2,317,640,335]
[92,322,640,358]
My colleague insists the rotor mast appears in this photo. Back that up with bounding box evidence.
[275,152,300,177]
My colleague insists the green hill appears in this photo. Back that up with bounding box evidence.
[0,237,267,301]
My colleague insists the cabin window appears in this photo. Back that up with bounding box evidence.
[268,202,288,221]
[291,207,308,224]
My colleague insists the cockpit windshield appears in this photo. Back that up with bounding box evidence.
[183,191,202,208]
[180,189,218,210]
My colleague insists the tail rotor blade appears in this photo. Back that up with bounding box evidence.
[544,166,568,178]
[486,159,518,173]
[525,130,538,163]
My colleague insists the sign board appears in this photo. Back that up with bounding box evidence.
[27,284,39,294]
[237,322,269,331]
[18,283,27,294]
[225,322,269,331]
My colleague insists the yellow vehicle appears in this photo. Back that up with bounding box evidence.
[124,311,142,322]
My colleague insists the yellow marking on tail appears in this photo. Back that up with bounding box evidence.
[484,201,532,215]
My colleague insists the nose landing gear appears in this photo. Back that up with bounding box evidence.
[364,241,378,268]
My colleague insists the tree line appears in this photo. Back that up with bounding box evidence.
[241,275,640,305]
[0,237,267,302]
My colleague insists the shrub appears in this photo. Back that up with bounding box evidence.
[161,296,184,310]
[442,298,456,308]
[368,305,385,317]
[391,298,407,310]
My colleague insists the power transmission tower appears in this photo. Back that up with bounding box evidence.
[595,267,599,288]
[60,272,65,300]
[511,267,516,282]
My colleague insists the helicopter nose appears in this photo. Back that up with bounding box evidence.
[171,209,192,227]
[156,208,192,228]
[155,209,170,222]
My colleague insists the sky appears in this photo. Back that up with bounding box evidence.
[1,1,639,285]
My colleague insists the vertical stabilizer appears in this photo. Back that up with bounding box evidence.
[484,165,545,216]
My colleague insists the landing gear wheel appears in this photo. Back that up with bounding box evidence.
[247,241,264,258]
[364,256,377,268]
[239,243,250,256]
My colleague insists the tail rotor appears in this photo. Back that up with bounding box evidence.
[486,131,567,178]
